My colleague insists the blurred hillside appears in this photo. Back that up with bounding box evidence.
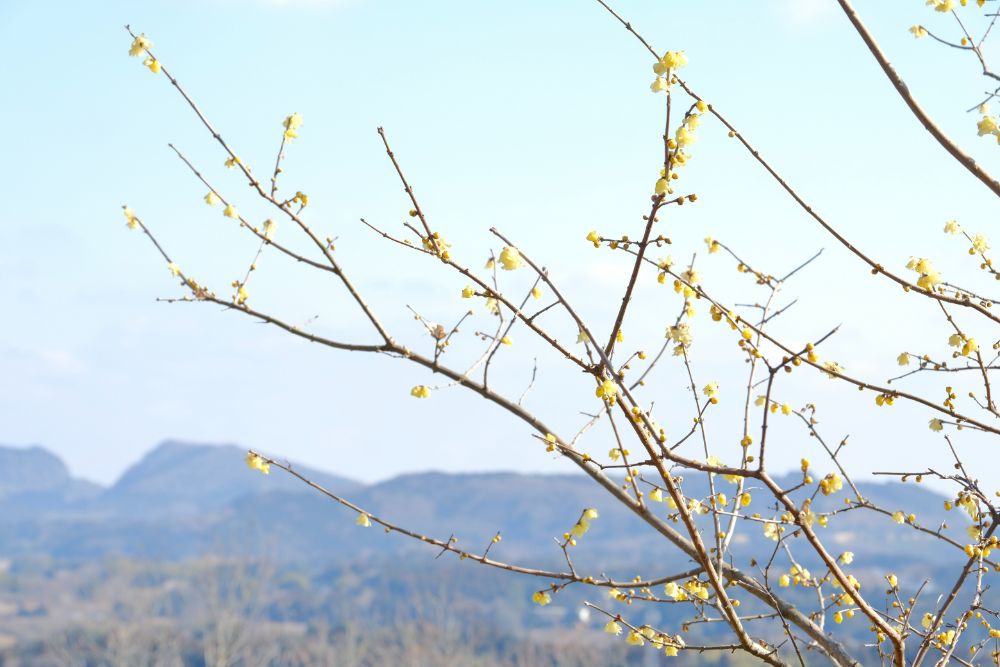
[0,441,976,666]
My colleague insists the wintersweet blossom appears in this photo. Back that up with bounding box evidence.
[282,112,303,141]
[977,115,999,137]
[123,206,139,230]
[356,513,371,528]
[971,232,990,253]
[944,220,961,234]
[263,219,277,240]
[604,620,622,635]
[410,385,431,399]
[909,25,928,38]
[499,246,523,270]
[245,452,270,475]
[531,591,552,606]
[128,34,152,57]
[596,378,618,404]
[223,204,239,219]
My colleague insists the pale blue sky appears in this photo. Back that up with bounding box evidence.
[1,0,998,489]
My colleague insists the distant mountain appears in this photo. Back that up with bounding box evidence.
[0,445,101,514]
[0,442,965,590]
[97,440,362,517]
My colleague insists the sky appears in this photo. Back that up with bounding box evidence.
[1,0,998,491]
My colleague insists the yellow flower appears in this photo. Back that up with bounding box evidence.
[649,488,663,503]
[833,611,843,624]
[962,337,979,357]
[909,25,928,38]
[531,591,552,606]
[461,286,475,298]
[822,361,844,378]
[356,513,371,528]
[977,115,999,137]
[971,232,990,253]
[245,451,270,475]
[410,385,431,399]
[128,34,152,57]
[204,191,220,206]
[123,206,139,230]
[704,236,720,253]
[819,473,843,496]
[236,285,248,305]
[625,631,645,646]
[675,126,696,147]
[224,156,240,169]
[943,220,961,234]
[897,352,910,366]
[583,508,599,521]
[781,403,792,415]
[223,204,239,219]
[933,0,956,12]
[702,382,719,403]
[263,219,277,240]
[586,230,601,247]
[531,287,542,299]
[650,77,669,93]
[499,246,523,270]
[892,511,905,524]
[167,262,181,277]
[660,51,688,69]
[282,112,303,141]
[654,178,669,195]
[887,573,898,588]
[839,551,854,565]
[500,336,512,346]
[929,418,944,432]
[142,57,161,74]
[604,620,622,635]
[595,378,618,404]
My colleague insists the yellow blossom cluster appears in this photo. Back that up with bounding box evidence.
[568,508,600,544]
[595,377,619,405]
[282,112,303,142]
[906,256,942,290]
[245,451,270,475]
[976,104,1000,144]
[650,50,687,93]
[410,385,432,398]
[127,34,160,73]
[499,246,523,270]
[819,473,844,496]
[422,232,451,260]
[123,206,140,230]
